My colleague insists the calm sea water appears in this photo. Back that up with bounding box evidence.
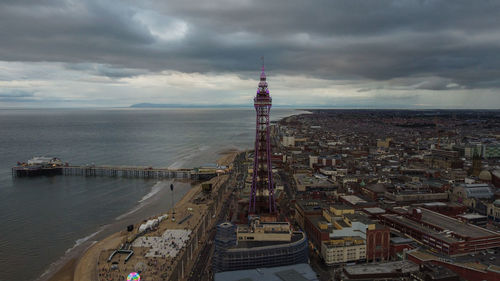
[0,108,302,281]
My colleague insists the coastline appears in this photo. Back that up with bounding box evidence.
[44,259,76,281]
[1,108,303,281]
[45,150,239,281]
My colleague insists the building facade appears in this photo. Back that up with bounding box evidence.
[366,227,390,261]
[321,237,366,265]
[213,218,309,273]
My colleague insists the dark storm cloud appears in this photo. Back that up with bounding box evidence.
[0,90,34,98]
[0,0,154,64]
[1,0,500,89]
[0,90,36,102]
[64,63,149,78]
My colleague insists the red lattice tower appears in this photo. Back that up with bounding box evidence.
[249,61,276,214]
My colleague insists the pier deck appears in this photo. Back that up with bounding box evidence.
[13,165,218,180]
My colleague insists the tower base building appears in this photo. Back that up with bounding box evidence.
[213,217,308,273]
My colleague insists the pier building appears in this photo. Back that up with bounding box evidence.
[12,156,63,176]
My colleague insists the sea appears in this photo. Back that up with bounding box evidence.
[0,108,303,281]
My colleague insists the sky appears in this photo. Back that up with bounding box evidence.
[0,0,499,108]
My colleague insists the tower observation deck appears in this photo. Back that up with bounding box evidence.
[249,62,276,214]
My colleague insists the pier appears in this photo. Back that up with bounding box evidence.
[62,166,195,179]
[13,165,219,181]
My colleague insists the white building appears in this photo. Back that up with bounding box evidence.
[282,136,295,147]
[321,237,366,265]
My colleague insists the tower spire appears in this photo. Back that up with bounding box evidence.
[259,56,267,82]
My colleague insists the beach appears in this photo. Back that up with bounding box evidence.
[45,150,239,281]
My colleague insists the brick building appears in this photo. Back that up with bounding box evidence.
[381,207,500,255]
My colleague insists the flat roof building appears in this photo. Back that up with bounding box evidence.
[321,236,366,266]
[214,263,319,281]
[410,262,461,281]
[342,260,419,280]
[213,217,308,273]
[408,249,500,281]
[305,209,390,264]
[293,173,335,192]
[381,207,500,255]
[295,200,325,230]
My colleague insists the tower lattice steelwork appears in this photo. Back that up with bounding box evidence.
[249,63,276,214]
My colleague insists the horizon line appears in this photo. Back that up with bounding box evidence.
[1,105,500,111]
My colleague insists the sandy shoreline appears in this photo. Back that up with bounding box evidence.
[44,258,76,281]
[45,150,239,281]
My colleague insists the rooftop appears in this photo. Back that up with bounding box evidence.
[362,207,386,215]
[457,213,488,220]
[323,236,365,248]
[343,260,419,276]
[294,173,333,187]
[340,195,367,205]
[331,204,353,210]
[382,214,457,244]
[383,208,499,243]
[308,216,336,233]
[463,185,494,199]
[419,263,459,279]
[214,263,319,281]
[390,237,414,244]
[422,202,447,207]
[296,200,325,212]
[409,249,500,271]
[418,207,497,238]
[233,232,305,250]
[344,213,375,225]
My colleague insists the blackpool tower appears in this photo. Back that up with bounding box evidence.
[249,62,276,214]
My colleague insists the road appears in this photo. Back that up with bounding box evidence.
[187,229,216,281]
[187,153,244,281]
[188,193,234,281]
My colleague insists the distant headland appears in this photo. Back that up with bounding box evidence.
[130,103,294,108]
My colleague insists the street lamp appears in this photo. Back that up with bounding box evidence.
[171,183,176,222]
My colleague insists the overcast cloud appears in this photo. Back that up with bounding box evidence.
[0,0,499,108]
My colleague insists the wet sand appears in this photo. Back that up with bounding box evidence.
[45,259,76,281]
[74,232,123,281]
